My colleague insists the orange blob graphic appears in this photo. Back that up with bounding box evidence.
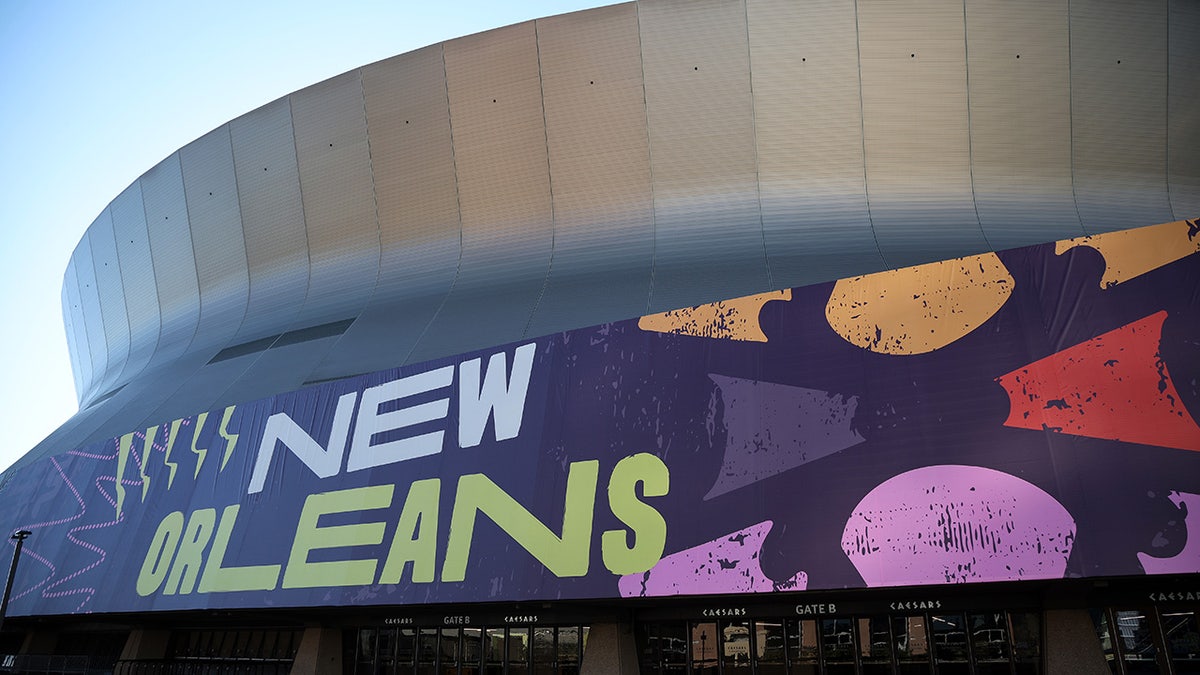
[1055,218,1200,288]
[825,253,1013,355]
[638,289,791,342]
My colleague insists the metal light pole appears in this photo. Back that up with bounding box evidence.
[0,530,31,635]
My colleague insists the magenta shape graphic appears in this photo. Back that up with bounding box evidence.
[618,521,807,598]
[1138,492,1200,574]
[842,465,1075,586]
[705,374,865,500]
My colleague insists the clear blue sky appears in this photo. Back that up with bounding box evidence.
[0,0,606,473]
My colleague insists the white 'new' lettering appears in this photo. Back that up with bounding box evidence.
[458,343,536,448]
[248,391,358,494]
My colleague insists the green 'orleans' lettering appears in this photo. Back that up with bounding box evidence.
[135,452,670,598]
[602,453,670,574]
[137,511,184,596]
[379,478,440,584]
[441,460,600,581]
[282,485,395,589]
[198,505,282,593]
[164,508,215,595]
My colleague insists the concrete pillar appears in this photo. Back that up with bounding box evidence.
[119,629,170,661]
[581,622,639,675]
[290,626,342,675]
[1044,609,1110,675]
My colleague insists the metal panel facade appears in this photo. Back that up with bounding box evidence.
[528,2,655,335]
[141,152,202,368]
[290,70,381,329]
[229,98,309,342]
[965,0,1084,249]
[639,0,770,311]
[86,208,132,398]
[179,125,251,354]
[858,0,989,267]
[40,0,1200,470]
[747,0,882,288]
[310,46,462,381]
[1168,0,1200,219]
[1071,0,1173,232]
[410,22,555,362]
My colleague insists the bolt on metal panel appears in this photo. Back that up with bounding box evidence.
[409,21,555,363]
[1071,0,1173,232]
[964,0,1084,249]
[141,152,202,368]
[291,70,381,329]
[640,0,771,311]
[61,258,88,402]
[1168,0,1200,219]
[747,0,883,288]
[526,2,655,337]
[110,181,162,390]
[229,97,310,343]
[308,44,462,382]
[858,0,990,268]
[85,207,132,401]
[180,125,251,355]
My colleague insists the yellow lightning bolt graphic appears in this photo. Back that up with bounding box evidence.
[219,405,238,471]
[163,417,183,489]
[191,411,210,478]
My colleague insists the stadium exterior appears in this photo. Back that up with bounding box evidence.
[2,0,1199,673]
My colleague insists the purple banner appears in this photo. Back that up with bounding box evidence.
[1,218,1198,616]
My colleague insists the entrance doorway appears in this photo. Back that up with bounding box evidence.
[637,610,1041,674]
[349,624,587,675]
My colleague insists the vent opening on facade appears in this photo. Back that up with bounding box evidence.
[207,318,355,365]
[85,384,126,410]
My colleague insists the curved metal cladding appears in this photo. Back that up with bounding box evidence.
[27,0,1200,469]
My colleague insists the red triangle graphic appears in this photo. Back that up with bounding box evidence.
[996,311,1200,452]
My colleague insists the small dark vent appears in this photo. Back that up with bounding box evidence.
[208,335,280,364]
[208,318,355,365]
[302,371,369,387]
[273,318,355,348]
[85,384,127,409]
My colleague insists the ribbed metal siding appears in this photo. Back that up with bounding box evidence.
[527,2,655,335]
[229,97,309,341]
[747,0,882,288]
[39,0,1200,464]
[180,125,251,355]
[410,21,554,362]
[639,0,769,310]
[110,182,161,388]
[86,208,133,398]
[1071,0,1173,232]
[858,0,989,267]
[141,152,201,368]
[73,230,108,404]
[309,45,462,381]
[290,70,381,329]
[965,0,1084,249]
[1168,0,1200,219]
[61,259,88,401]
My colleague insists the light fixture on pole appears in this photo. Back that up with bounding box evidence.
[0,530,31,635]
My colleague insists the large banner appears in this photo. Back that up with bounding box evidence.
[2,219,1199,617]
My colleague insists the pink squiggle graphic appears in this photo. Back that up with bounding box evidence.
[11,548,57,602]
[40,458,107,612]
[67,436,122,461]
[9,459,89,603]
